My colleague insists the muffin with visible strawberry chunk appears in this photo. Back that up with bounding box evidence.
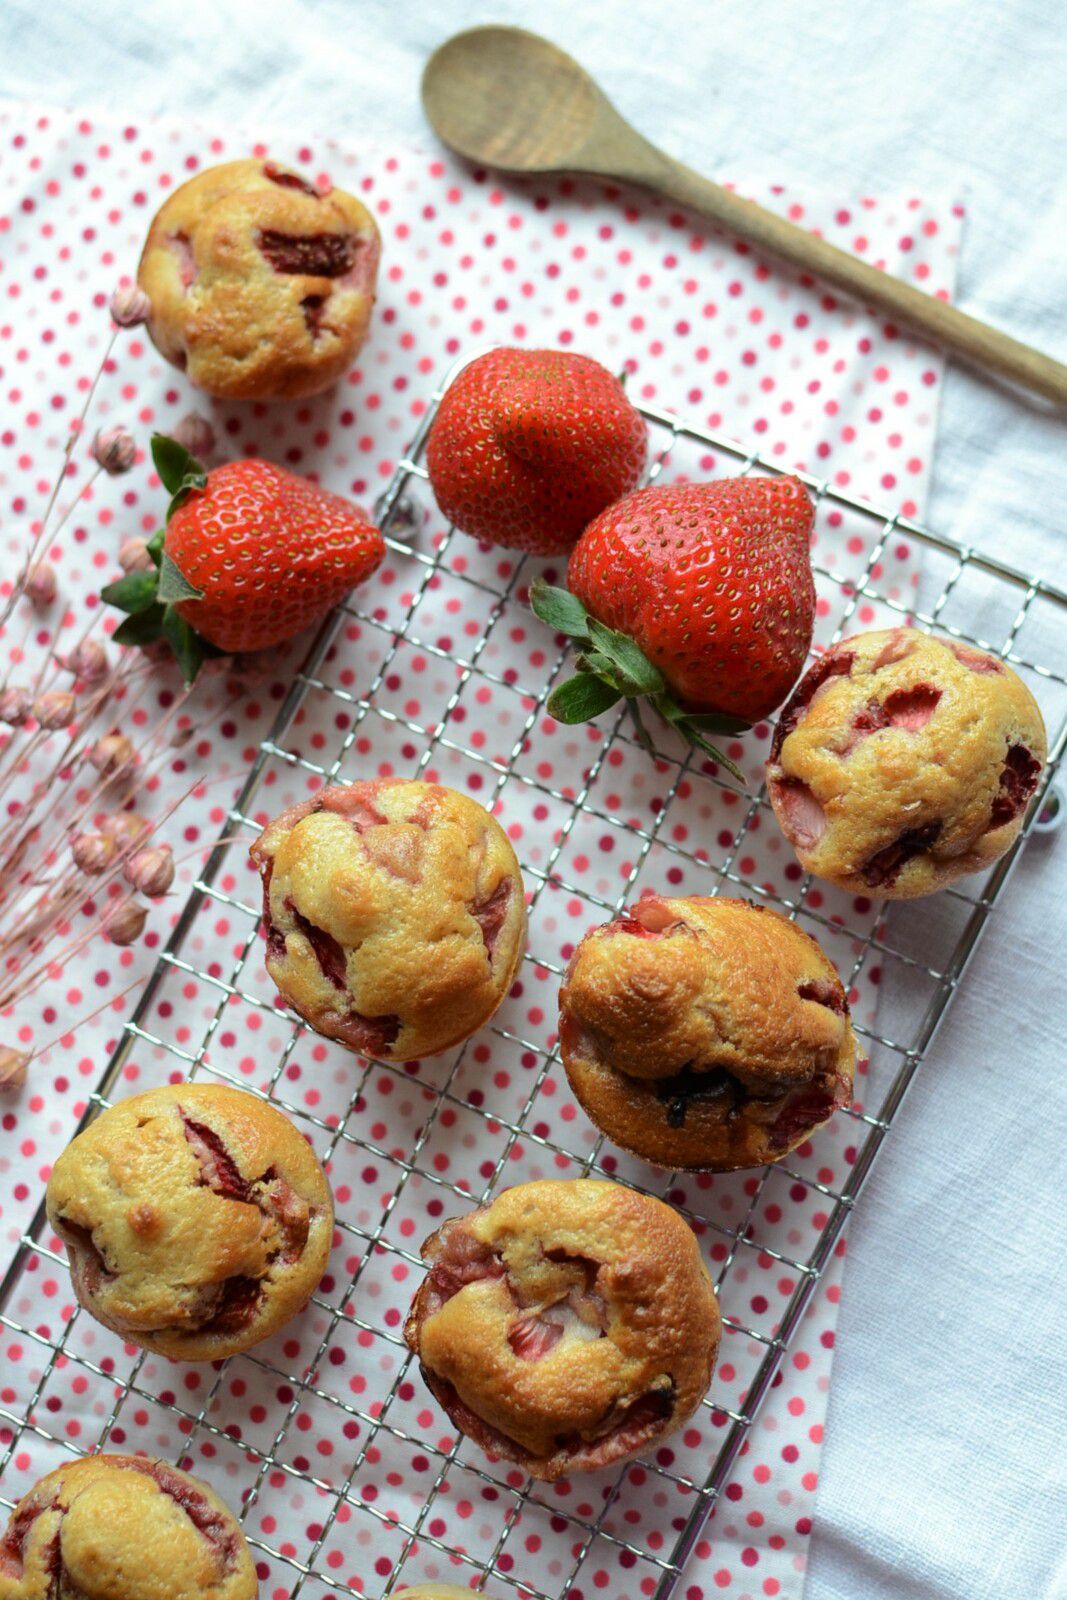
[767,627,1047,898]
[559,895,856,1171]
[405,1179,720,1481]
[138,158,380,399]
[45,1083,333,1361]
[251,779,527,1061]
[0,1455,257,1600]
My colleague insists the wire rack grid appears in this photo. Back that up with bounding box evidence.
[1,352,1065,1600]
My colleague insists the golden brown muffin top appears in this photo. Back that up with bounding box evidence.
[46,1083,333,1361]
[0,1454,257,1600]
[768,627,1047,898]
[405,1179,720,1480]
[137,158,380,400]
[558,895,856,1170]
[251,779,527,1062]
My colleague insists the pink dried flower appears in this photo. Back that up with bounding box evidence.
[100,811,150,848]
[33,690,77,731]
[102,897,148,945]
[57,639,110,687]
[124,843,174,898]
[0,1047,29,1092]
[25,561,58,608]
[72,830,116,874]
[0,686,32,727]
[93,426,137,476]
[172,412,216,458]
[109,283,151,328]
[118,537,154,574]
[89,731,135,778]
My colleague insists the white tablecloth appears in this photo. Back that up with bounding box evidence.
[2,3,1065,1597]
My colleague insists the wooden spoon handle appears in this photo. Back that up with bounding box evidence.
[646,155,1067,407]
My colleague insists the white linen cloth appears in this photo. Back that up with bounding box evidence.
[0,3,1064,1598]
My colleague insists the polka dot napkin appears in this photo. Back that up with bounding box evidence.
[0,104,961,1600]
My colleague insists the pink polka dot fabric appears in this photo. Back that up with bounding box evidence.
[0,105,962,1600]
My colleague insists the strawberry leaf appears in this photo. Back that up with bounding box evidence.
[112,604,165,646]
[151,433,205,496]
[145,528,166,567]
[100,570,160,615]
[529,581,591,641]
[161,606,207,685]
[587,619,664,696]
[157,551,205,604]
[679,726,747,784]
[547,673,622,723]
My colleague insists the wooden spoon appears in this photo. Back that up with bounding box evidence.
[422,25,1067,408]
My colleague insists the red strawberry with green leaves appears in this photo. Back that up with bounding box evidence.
[102,435,384,681]
[425,347,648,554]
[531,475,815,777]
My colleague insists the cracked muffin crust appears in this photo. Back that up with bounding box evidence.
[137,158,381,400]
[767,627,1047,898]
[558,895,857,1171]
[250,779,527,1061]
[0,1454,257,1600]
[404,1179,720,1481]
[45,1083,333,1361]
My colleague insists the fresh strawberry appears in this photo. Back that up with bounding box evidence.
[102,435,383,680]
[531,476,815,775]
[425,347,648,554]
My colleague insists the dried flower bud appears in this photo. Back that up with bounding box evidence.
[90,732,135,778]
[109,282,150,328]
[0,686,31,727]
[100,811,150,848]
[57,639,110,688]
[118,537,154,573]
[33,690,76,731]
[102,897,148,945]
[172,412,216,458]
[0,1046,29,1092]
[72,830,116,875]
[25,561,58,608]
[124,843,174,898]
[93,425,137,476]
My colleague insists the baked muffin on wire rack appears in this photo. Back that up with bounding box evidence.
[46,1083,333,1361]
[767,627,1047,898]
[405,1178,720,1481]
[251,779,527,1062]
[0,1454,257,1600]
[558,894,857,1171]
[138,157,380,400]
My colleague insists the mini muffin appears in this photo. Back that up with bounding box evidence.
[559,895,856,1171]
[46,1083,333,1361]
[767,627,1047,898]
[138,158,380,400]
[250,779,527,1061]
[404,1178,720,1481]
[0,1454,257,1600]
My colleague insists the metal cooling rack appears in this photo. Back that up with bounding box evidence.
[2,352,1065,1600]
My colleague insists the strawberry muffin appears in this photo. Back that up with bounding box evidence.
[405,1179,720,1481]
[251,780,527,1061]
[559,896,856,1171]
[0,1455,257,1600]
[46,1084,333,1361]
[138,158,380,400]
[767,628,1047,898]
